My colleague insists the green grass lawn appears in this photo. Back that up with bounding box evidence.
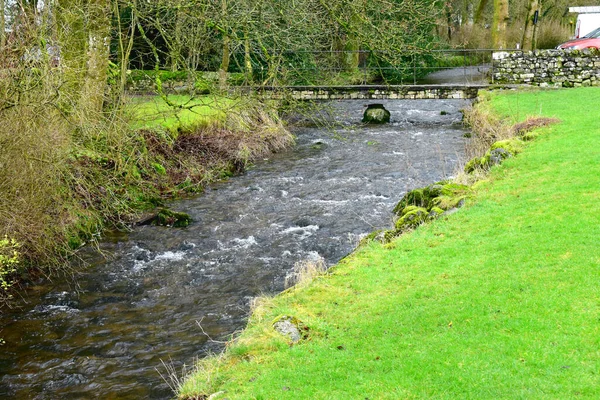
[180,87,600,399]
[126,94,233,130]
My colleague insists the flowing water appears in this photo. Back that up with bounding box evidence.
[0,99,471,399]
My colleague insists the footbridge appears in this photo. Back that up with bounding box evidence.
[239,49,499,100]
[251,83,488,100]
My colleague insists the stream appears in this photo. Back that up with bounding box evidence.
[0,99,472,399]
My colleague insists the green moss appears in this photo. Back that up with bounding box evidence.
[433,195,467,210]
[383,229,399,243]
[490,139,524,155]
[67,235,84,250]
[152,162,167,175]
[155,208,191,228]
[429,206,445,216]
[395,207,429,232]
[394,181,468,215]
[464,156,484,173]
[130,165,142,180]
[440,182,470,197]
[521,131,541,141]
[400,205,421,216]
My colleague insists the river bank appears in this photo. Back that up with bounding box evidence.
[0,95,293,304]
[179,87,600,399]
[0,98,470,398]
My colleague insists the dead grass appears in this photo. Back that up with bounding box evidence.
[456,93,560,185]
[512,116,561,135]
[284,258,327,289]
[462,96,514,158]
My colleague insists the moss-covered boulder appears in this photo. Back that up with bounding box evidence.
[488,148,512,166]
[395,207,430,232]
[490,139,524,155]
[386,181,470,242]
[383,229,399,243]
[358,230,386,246]
[394,181,469,216]
[464,156,484,173]
[466,139,524,173]
[393,182,445,216]
[154,208,191,227]
[433,183,469,210]
[429,207,445,217]
[362,104,391,124]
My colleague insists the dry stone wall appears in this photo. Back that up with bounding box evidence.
[493,49,600,87]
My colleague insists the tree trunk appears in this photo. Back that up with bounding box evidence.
[219,34,230,89]
[343,35,360,73]
[80,0,111,113]
[244,27,253,83]
[475,0,489,25]
[492,0,509,49]
[521,0,540,50]
[171,3,183,72]
[218,0,229,89]
[446,2,453,41]
[55,0,89,106]
[342,9,361,73]
[0,0,5,50]
[116,0,137,95]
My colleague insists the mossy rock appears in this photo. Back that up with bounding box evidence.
[393,189,424,215]
[464,156,484,173]
[394,181,468,215]
[432,183,470,211]
[395,207,429,232]
[488,148,512,166]
[490,139,524,155]
[479,147,512,170]
[393,182,446,216]
[521,131,541,141]
[429,207,445,217]
[440,182,470,197]
[400,205,421,216]
[154,208,191,227]
[362,104,391,124]
[272,315,309,344]
[433,195,467,210]
[383,229,399,243]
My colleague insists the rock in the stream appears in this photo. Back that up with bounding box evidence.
[362,104,391,124]
[155,208,191,227]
